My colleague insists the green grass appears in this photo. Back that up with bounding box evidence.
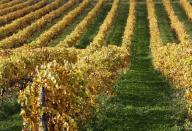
[106,3,129,46]
[81,3,186,131]
[75,4,111,49]
[0,98,22,131]
[155,3,178,44]
[171,2,192,39]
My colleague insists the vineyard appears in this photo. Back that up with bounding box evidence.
[0,0,191,130]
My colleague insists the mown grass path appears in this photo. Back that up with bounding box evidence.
[82,3,186,131]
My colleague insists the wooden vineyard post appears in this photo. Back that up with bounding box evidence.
[39,86,48,131]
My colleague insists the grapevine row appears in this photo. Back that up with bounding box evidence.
[0,0,11,5]
[0,0,76,49]
[57,0,106,48]
[0,0,48,26]
[162,0,189,42]
[0,0,136,73]
[147,0,163,71]
[0,0,63,39]
[18,0,136,129]
[147,0,162,47]
[122,0,136,50]
[180,0,192,21]
[22,0,90,49]
[0,0,136,129]
[147,0,192,117]
[0,47,78,90]
[147,0,192,90]
[0,0,22,10]
[89,0,120,49]
[18,46,129,131]
[0,0,37,16]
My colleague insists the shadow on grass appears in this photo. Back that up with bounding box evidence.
[0,98,22,131]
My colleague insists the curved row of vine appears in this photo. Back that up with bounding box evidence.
[0,0,63,38]
[0,0,76,49]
